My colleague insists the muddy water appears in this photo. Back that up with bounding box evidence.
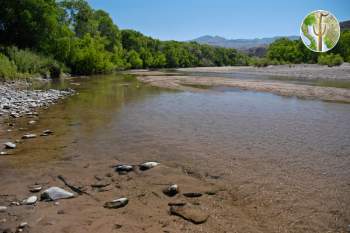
[1,73,350,231]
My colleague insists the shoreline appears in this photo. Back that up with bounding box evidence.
[176,63,350,81]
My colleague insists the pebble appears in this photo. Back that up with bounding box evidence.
[163,184,179,197]
[41,187,74,201]
[41,129,53,136]
[22,196,37,205]
[28,185,42,193]
[114,164,134,173]
[4,142,16,149]
[0,82,75,119]
[139,162,159,171]
[0,206,7,212]
[104,197,129,209]
[22,134,37,139]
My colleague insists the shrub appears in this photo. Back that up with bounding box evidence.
[249,57,281,67]
[0,53,18,79]
[317,53,343,67]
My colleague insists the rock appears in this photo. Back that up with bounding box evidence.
[183,192,202,198]
[104,197,128,209]
[18,222,28,228]
[28,120,36,125]
[91,180,111,188]
[139,162,159,171]
[28,185,42,193]
[40,129,53,136]
[57,210,65,215]
[163,184,179,197]
[0,151,9,156]
[114,164,134,174]
[0,206,7,213]
[41,187,74,201]
[22,196,37,205]
[22,134,37,139]
[168,202,186,207]
[4,142,16,149]
[169,205,209,224]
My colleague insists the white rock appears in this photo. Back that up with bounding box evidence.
[4,142,16,149]
[0,206,7,212]
[22,134,37,139]
[139,161,159,170]
[41,187,74,201]
[104,197,128,209]
[22,195,37,205]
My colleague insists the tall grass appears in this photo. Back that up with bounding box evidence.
[0,46,65,80]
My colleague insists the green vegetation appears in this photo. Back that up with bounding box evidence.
[0,0,249,79]
[251,30,350,67]
[317,53,343,67]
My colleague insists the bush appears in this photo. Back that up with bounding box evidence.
[1,46,63,77]
[0,53,18,79]
[249,57,281,67]
[317,53,343,67]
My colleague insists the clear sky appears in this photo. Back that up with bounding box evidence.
[87,0,350,41]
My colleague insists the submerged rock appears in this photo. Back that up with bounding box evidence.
[163,184,179,197]
[139,161,159,171]
[4,142,16,149]
[40,129,53,136]
[22,134,37,139]
[41,187,74,201]
[0,206,7,212]
[183,192,202,198]
[22,196,37,205]
[104,197,128,209]
[114,164,134,174]
[169,204,209,224]
[28,185,42,193]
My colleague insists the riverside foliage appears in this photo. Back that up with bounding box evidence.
[0,0,249,77]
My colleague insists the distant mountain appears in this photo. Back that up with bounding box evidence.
[340,20,350,31]
[191,35,300,49]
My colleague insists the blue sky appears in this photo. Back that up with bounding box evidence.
[87,0,350,41]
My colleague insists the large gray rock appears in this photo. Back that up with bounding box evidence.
[41,187,74,201]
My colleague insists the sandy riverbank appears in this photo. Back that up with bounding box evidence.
[176,63,350,81]
[137,75,350,103]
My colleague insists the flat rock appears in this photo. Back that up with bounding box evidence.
[91,180,111,188]
[41,187,74,201]
[183,192,203,198]
[104,197,128,209]
[22,133,37,139]
[4,142,16,149]
[139,161,159,171]
[28,185,42,193]
[114,164,134,174]
[170,204,209,224]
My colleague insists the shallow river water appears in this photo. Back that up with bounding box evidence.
[1,73,350,232]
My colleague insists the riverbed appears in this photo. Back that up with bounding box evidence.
[0,72,349,233]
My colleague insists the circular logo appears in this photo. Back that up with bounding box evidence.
[300,10,340,52]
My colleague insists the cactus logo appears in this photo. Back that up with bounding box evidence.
[300,10,340,52]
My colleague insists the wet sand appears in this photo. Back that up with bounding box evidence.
[1,74,349,233]
[137,75,350,103]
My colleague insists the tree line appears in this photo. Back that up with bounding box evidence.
[0,0,249,78]
[252,29,350,67]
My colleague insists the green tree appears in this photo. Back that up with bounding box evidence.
[126,50,143,69]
